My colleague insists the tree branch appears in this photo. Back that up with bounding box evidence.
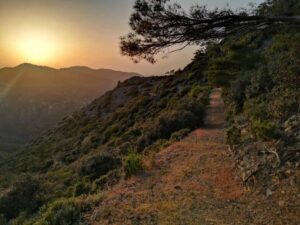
[120,0,300,63]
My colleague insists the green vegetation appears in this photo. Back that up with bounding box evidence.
[34,199,82,225]
[216,27,299,133]
[208,25,300,183]
[0,1,299,223]
[124,150,144,176]
[0,52,210,223]
[0,176,43,221]
[170,128,191,142]
[251,120,280,140]
[0,64,137,158]
[226,126,241,146]
[1,25,299,225]
[72,180,91,197]
[78,153,120,180]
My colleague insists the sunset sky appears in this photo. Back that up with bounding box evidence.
[0,0,263,75]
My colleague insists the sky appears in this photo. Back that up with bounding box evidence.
[0,0,264,75]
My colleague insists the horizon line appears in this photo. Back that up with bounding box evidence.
[0,62,144,76]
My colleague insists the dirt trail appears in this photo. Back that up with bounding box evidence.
[89,89,298,225]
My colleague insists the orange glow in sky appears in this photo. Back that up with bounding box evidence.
[0,0,263,75]
[14,30,60,65]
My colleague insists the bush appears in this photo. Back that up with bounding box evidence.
[10,212,29,225]
[34,199,81,225]
[92,170,120,191]
[230,75,251,113]
[156,110,200,138]
[0,176,43,221]
[73,181,91,197]
[0,215,6,225]
[243,100,268,120]
[79,153,121,180]
[188,86,203,98]
[251,120,280,140]
[170,128,191,141]
[226,126,241,146]
[124,151,144,176]
[143,139,171,153]
[92,175,109,191]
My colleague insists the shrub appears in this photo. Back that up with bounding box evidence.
[92,175,109,191]
[269,87,300,122]
[34,199,81,225]
[10,211,29,225]
[156,110,199,138]
[188,86,207,99]
[124,150,144,176]
[0,176,43,221]
[251,120,280,140]
[136,95,207,150]
[127,86,139,96]
[73,181,91,197]
[170,128,191,141]
[92,170,120,191]
[226,126,241,146]
[0,215,6,225]
[243,100,268,120]
[79,153,121,180]
[229,75,251,113]
[145,139,170,152]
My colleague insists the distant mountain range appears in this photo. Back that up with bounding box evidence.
[0,63,140,156]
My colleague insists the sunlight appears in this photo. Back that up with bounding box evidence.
[17,32,58,64]
[0,70,24,102]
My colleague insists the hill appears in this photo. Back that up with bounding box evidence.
[0,58,210,223]
[86,89,298,225]
[0,63,139,157]
[0,23,299,225]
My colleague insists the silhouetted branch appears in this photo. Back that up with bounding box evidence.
[120,0,300,63]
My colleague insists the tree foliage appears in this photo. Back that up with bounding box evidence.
[121,0,300,63]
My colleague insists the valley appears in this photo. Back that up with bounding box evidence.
[0,0,299,224]
[0,63,139,156]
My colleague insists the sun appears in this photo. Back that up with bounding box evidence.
[17,32,58,64]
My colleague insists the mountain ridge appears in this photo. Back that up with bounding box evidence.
[1,63,142,77]
[0,20,299,225]
[0,63,140,157]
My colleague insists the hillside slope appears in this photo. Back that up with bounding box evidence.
[86,89,299,225]
[0,64,210,224]
[0,63,138,156]
[0,25,299,225]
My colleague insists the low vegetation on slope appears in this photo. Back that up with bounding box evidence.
[0,1,299,223]
[0,59,210,224]
[206,26,300,187]
[0,63,137,157]
[0,28,298,225]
